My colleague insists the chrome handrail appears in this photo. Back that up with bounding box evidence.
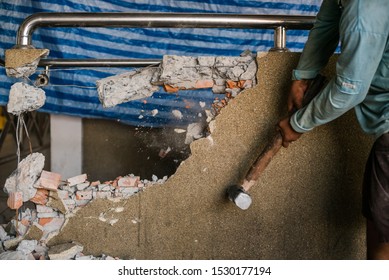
[13,12,316,67]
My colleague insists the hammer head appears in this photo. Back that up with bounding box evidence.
[226,185,252,210]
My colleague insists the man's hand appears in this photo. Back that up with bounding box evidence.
[277,117,302,148]
[287,79,310,113]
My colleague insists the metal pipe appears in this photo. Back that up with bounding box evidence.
[38,58,161,68]
[269,26,288,52]
[16,12,315,47]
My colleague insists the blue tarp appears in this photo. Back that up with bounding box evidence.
[0,0,321,127]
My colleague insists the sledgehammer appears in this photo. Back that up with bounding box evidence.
[226,74,327,210]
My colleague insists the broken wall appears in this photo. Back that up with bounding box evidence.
[50,52,374,259]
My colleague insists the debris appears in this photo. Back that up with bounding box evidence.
[151,109,159,116]
[29,188,49,205]
[1,169,168,259]
[7,82,46,115]
[158,55,257,93]
[96,68,159,108]
[38,170,61,191]
[0,251,34,260]
[46,191,68,214]
[0,226,7,241]
[16,239,38,255]
[7,191,23,210]
[185,122,207,144]
[118,176,139,188]
[3,236,23,251]
[48,242,84,260]
[76,182,90,191]
[4,153,45,201]
[174,128,186,134]
[159,147,172,158]
[24,223,44,241]
[67,173,87,187]
[172,109,183,119]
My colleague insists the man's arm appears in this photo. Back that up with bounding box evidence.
[292,0,341,81]
[291,0,388,134]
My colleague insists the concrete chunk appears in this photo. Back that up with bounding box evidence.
[159,55,257,93]
[3,236,23,250]
[48,242,84,260]
[24,223,44,241]
[4,153,45,202]
[96,68,159,108]
[0,251,33,260]
[16,239,38,255]
[0,226,7,241]
[7,82,46,114]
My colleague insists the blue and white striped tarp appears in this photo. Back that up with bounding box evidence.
[0,0,322,128]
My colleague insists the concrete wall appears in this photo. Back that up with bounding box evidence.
[51,52,374,259]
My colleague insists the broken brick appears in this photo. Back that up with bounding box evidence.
[76,190,93,200]
[238,80,246,88]
[90,180,101,187]
[29,188,49,205]
[36,205,54,213]
[57,190,69,200]
[163,84,179,93]
[7,191,23,210]
[118,176,139,188]
[39,170,61,191]
[67,174,87,187]
[37,212,59,219]
[76,182,90,191]
[226,80,239,89]
[194,79,214,89]
[38,218,54,227]
[94,191,112,199]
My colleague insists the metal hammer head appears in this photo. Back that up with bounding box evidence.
[226,185,252,210]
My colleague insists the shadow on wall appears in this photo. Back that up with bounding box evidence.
[82,119,191,182]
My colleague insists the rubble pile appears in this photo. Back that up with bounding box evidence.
[0,152,168,260]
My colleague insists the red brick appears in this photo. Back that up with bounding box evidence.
[7,192,23,209]
[90,180,101,187]
[29,188,49,205]
[194,79,214,89]
[76,190,93,200]
[163,84,179,93]
[67,174,87,186]
[118,176,139,188]
[39,170,61,191]
[38,217,53,226]
[226,80,239,88]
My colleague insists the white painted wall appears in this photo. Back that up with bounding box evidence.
[50,114,82,179]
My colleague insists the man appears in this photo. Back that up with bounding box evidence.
[277,0,389,259]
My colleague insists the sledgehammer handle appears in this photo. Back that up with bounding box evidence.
[242,131,283,190]
[242,74,327,191]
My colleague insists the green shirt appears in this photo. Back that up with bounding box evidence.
[291,0,389,139]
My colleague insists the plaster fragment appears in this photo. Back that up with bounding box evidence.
[4,153,45,201]
[96,68,159,107]
[7,82,46,115]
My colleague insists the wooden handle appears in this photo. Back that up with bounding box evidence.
[241,74,328,191]
[243,131,283,188]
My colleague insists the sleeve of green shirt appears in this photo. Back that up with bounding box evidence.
[290,0,389,134]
